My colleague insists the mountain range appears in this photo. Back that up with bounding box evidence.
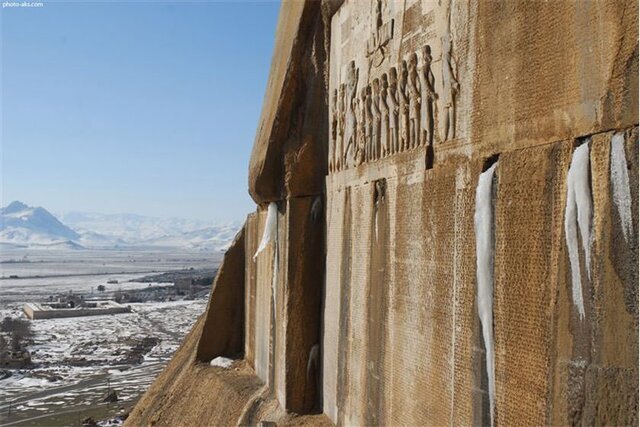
[0,201,240,251]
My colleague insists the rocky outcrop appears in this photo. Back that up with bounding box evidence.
[128,0,638,425]
[248,0,339,203]
[126,234,333,427]
[196,226,245,362]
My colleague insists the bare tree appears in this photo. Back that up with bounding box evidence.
[1,317,33,352]
[0,334,8,362]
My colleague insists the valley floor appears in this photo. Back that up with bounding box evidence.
[0,249,218,426]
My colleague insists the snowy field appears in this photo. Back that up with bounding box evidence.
[0,249,218,426]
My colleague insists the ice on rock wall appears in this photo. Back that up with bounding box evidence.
[474,162,498,427]
[564,142,592,320]
[252,202,279,309]
[254,202,278,260]
[610,133,633,243]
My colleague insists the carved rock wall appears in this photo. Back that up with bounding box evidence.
[244,196,325,415]
[127,0,637,426]
[248,0,335,204]
[126,216,333,426]
[323,0,637,425]
[323,128,638,426]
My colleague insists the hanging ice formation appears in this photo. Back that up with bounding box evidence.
[474,162,498,427]
[610,133,633,243]
[564,142,592,320]
[254,202,278,260]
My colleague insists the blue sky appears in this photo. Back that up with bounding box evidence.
[1,0,280,222]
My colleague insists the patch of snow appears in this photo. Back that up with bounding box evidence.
[209,357,234,368]
[0,285,207,419]
[474,162,497,427]
[610,133,633,243]
[253,202,278,260]
[564,142,592,320]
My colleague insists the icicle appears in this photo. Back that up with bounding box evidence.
[306,344,319,381]
[611,133,633,243]
[374,199,379,241]
[271,223,279,300]
[253,202,278,260]
[564,142,592,320]
[474,162,497,427]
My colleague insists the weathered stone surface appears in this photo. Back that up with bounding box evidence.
[323,154,484,425]
[130,1,638,425]
[328,0,638,171]
[244,208,278,386]
[492,141,571,426]
[125,317,264,427]
[245,197,325,414]
[471,1,639,157]
[196,226,246,362]
[324,127,638,426]
[125,315,332,427]
[550,129,639,426]
[282,196,324,414]
[248,0,337,204]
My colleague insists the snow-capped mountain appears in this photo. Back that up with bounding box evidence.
[0,201,240,251]
[1,201,82,248]
[56,211,230,243]
[137,225,240,251]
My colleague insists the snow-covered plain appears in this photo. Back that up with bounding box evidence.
[0,249,216,426]
[1,249,222,302]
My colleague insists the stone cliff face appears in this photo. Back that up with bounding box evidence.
[126,1,638,425]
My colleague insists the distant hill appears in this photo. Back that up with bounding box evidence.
[0,201,240,251]
[1,201,82,247]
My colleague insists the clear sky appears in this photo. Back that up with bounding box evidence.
[1,0,280,222]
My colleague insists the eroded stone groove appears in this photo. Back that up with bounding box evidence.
[335,187,352,425]
[364,179,389,426]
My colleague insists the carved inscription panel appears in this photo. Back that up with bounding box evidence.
[329,0,459,173]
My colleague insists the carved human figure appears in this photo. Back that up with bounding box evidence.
[407,53,421,149]
[337,84,346,170]
[329,89,338,172]
[387,67,399,155]
[398,60,410,152]
[371,78,382,161]
[344,61,359,168]
[441,33,459,141]
[349,94,358,168]
[418,45,437,148]
[380,74,390,157]
[365,85,373,162]
[356,87,367,166]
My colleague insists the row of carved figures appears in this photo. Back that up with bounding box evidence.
[329,41,458,173]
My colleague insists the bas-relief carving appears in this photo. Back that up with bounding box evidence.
[330,89,338,172]
[345,61,359,169]
[366,0,394,68]
[329,0,460,173]
[440,32,459,141]
[388,67,399,155]
[419,45,437,147]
